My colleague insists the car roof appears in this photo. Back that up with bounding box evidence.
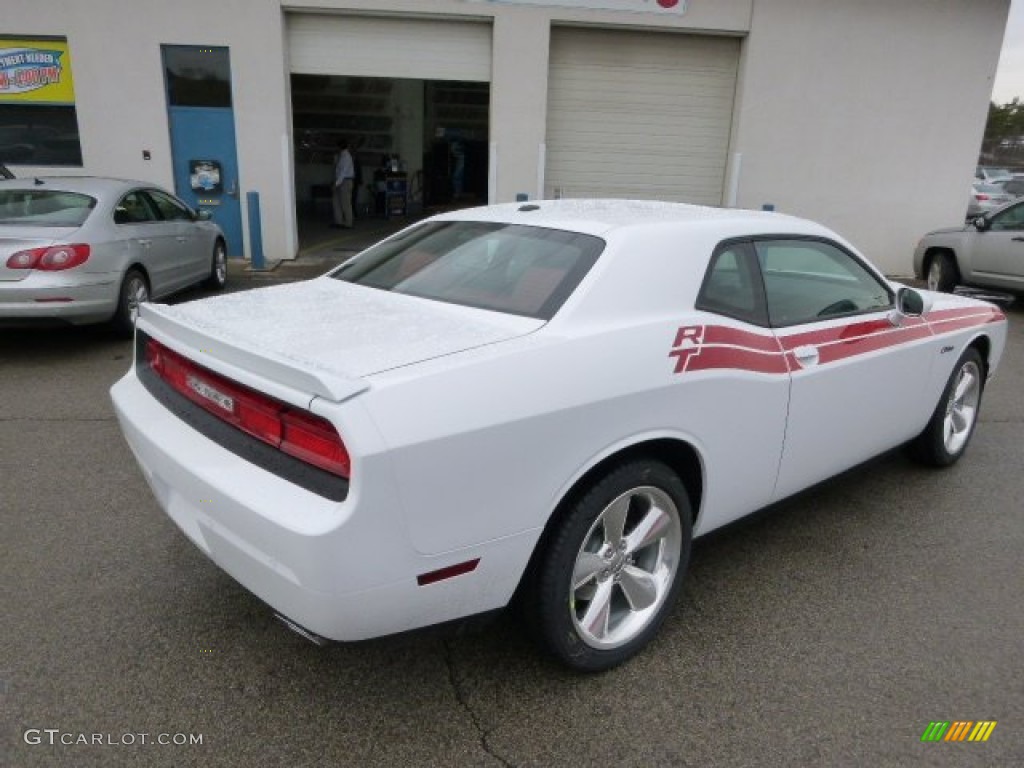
[0,176,164,196]
[430,199,826,239]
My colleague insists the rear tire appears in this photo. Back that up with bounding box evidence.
[909,348,985,467]
[526,460,692,672]
[203,239,227,291]
[926,252,958,293]
[112,268,148,338]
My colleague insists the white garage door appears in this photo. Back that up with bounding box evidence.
[546,27,739,204]
[287,13,491,81]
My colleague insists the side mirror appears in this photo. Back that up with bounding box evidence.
[897,286,927,316]
[195,209,212,222]
[973,216,990,231]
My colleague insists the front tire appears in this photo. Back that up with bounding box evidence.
[527,460,692,672]
[112,268,149,338]
[926,252,958,293]
[203,239,227,291]
[909,348,985,467]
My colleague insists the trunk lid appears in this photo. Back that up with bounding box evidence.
[139,278,544,402]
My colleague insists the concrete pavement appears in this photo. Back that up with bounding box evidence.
[1,293,1021,767]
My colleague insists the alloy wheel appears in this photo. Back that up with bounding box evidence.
[943,359,981,456]
[569,486,682,650]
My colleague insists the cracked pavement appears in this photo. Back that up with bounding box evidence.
[2,293,1022,767]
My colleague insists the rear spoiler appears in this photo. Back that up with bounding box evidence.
[137,303,369,404]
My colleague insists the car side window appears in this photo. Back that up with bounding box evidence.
[695,241,768,325]
[113,192,157,225]
[144,189,193,222]
[988,201,1024,231]
[754,239,893,327]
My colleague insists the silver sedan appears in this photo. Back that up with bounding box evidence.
[0,177,226,335]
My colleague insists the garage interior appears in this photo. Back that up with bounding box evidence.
[287,13,492,252]
[292,75,489,247]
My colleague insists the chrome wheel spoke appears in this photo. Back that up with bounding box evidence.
[950,408,969,434]
[573,551,605,590]
[618,565,658,612]
[625,503,671,554]
[580,580,614,640]
[954,371,974,403]
[601,495,630,548]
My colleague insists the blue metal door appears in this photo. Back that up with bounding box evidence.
[167,107,243,257]
[162,46,243,257]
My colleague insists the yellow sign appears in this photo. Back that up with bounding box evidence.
[0,38,76,104]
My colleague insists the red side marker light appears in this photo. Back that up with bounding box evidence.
[417,558,481,586]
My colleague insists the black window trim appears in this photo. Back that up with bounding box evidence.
[750,233,895,329]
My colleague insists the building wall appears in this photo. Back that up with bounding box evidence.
[733,0,1009,272]
[1,0,1010,272]
[3,0,293,261]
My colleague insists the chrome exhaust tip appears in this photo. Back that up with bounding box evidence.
[274,613,330,646]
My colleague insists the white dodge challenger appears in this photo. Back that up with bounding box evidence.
[111,200,1006,671]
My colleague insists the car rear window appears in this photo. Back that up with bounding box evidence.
[0,190,96,227]
[330,221,604,320]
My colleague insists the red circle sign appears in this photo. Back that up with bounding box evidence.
[658,0,680,8]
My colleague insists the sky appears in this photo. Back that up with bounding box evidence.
[993,0,1024,103]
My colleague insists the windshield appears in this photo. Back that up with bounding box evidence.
[331,221,604,320]
[0,190,96,227]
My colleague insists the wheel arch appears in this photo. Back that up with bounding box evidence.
[123,262,151,288]
[513,436,705,601]
[923,246,961,281]
[967,333,992,377]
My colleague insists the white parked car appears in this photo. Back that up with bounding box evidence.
[111,201,1007,671]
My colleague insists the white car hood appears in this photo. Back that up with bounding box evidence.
[142,277,544,388]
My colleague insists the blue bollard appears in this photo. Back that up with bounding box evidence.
[246,191,265,270]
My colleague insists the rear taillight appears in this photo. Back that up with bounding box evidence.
[975,194,990,202]
[146,339,351,479]
[6,244,90,271]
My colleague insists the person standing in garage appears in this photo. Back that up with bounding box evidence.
[333,139,355,229]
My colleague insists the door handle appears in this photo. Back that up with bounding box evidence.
[792,345,820,368]
[226,180,239,198]
[1011,236,1024,242]
[137,239,151,247]
[176,236,188,243]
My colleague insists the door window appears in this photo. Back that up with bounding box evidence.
[754,239,892,327]
[988,201,1024,231]
[144,189,193,222]
[113,192,157,225]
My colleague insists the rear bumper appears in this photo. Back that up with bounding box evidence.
[0,270,118,324]
[110,368,534,642]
